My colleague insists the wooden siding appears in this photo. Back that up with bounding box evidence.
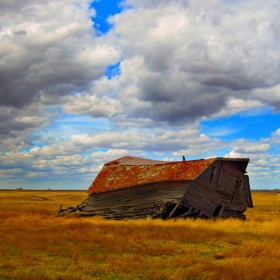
[180,161,222,217]
[214,162,240,206]
[182,183,217,217]
[82,181,191,220]
[244,175,253,208]
[213,161,251,218]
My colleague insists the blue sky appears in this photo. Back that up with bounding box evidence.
[91,0,123,34]
[1,0,280,190]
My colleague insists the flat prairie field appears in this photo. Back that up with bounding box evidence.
[0,190,280,280]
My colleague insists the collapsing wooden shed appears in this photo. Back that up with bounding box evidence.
[80,156,253,220]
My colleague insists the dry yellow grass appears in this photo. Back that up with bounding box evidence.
[0,190,280,280]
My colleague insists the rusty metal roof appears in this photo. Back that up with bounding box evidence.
[88,156,215,194]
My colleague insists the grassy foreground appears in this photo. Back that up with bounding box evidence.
[0,190,280,280]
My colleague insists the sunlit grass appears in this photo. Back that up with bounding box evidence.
[0,190,279,279]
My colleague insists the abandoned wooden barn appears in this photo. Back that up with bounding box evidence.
[79,156,253,220]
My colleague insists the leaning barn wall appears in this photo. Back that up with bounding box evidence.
[82,181,191,220]
[183,162,222,217]
[183,160,251,219]
[215,161,248,213]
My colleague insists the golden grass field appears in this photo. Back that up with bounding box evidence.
[0,190,280,280]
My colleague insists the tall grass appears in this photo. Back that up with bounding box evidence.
[0,190,279,280]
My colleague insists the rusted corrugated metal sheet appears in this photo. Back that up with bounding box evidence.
[88,156,215,194]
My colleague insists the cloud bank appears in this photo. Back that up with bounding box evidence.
[1,0,280,189]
